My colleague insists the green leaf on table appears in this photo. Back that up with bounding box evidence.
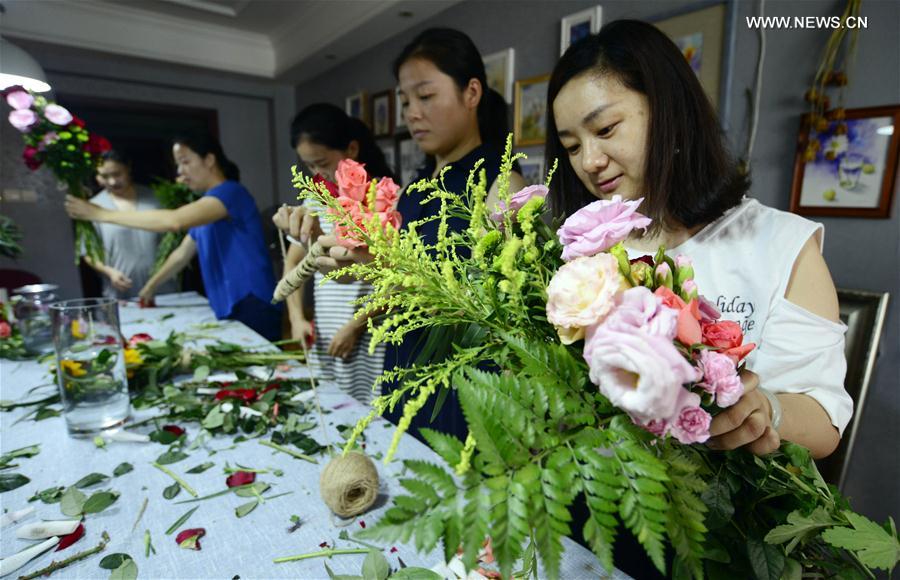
[0,472,30,492]
[165,506,199,535]
[235,499,258,518]
[389,569,442,580]
[156,450,188,465]
[202,406,225,430]
[186,462,215,474]
[83,491,120,514]
[163,482,181,500]
[109,558,138,580]
[821,511,900,570]
[29,485,65,504]
[35,407,62,421]
[149,430,182,445]
[362,549,390,580]
[75,472,110,488]
[0,444,40,467]
[234,482,270,498]
[61,486,87,516]
[193,365,210,382]
[113,463,134,477]
[99,553,133,570]
[161,313,175,321]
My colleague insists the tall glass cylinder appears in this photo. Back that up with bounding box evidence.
[12,284,58,355]
[49,298,130,436]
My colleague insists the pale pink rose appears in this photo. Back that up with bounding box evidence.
[0,321,11,339]
[375,177,400,212]
[668,391,712,444]
[334,159,370,202]
[9,109,38,132]
[655,287,702,345]
[601,286,677,340]
[696,349,744,408]
[6,90,34,110]
[584,325,701,422]
[43,104,73,126]
[490,184,549,222]
[546,254,623,344]
[557,195,652,261]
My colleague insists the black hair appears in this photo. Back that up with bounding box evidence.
[393,27,508,149]
[545,20,749,231]
[289,103,395,180]
[172,133,240,182]
[99,149,132,169]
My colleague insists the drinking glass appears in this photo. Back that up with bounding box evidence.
[12,284,58,355]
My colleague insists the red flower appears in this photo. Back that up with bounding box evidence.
[629,254,655,266]
[138,297,156,308]
[84,134,112,155]
[176,528,205,550]
[23,146,42,170]
[319,541,330,548]
[313,174,340,198]
[215,389,257,403]
[69,116,86,128]
[390,547,398,553]
[128,333,153,347]
[163,424,185,437]
[0,321,11,339]
[359,520,366,528]
[701,320,755,363]
[225,471,256,488]
[56,523,85,551]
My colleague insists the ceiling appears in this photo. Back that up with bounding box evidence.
[0,0,462,83]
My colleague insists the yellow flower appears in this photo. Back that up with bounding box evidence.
[124,348,143,366]
[71,319,85,339]
[60,359,86,377]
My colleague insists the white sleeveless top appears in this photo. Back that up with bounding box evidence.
[627,198,853,434]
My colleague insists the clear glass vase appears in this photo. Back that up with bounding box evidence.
[49,298,131,436]
[12,284,58,355]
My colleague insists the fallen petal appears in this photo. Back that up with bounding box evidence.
[105,431,150,443]
[162,425,186,436]
[175,528,205,550]
[225,472,256,488]
[56,523,85,551]
[0,507,34,528]
[16,520,80,540]
[0,537,59,577]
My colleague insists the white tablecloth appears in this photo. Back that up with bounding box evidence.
[0,292,626,579]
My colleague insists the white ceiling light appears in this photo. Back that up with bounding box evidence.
[0,36,51,92]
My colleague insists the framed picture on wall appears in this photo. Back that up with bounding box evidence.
[651,3,728,111]
[560,5,602,56]
[790,105,899,218]
[345,92,368,125]
[518,153,545,186]
[399,137,426,187]
[483,48,515,103]
[371,90,394,138]
[514,74,551,147]
[395,90,406,132]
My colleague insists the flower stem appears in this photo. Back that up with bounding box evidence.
[17,531,110,580]
[273,548,368,564]
[131,497,148,533]
[152,462,198,497]
[259,440,317,463]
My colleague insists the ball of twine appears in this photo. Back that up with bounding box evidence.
[319,451,379,518]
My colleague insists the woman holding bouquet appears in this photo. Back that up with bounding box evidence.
[65,134,282,341]
[272,103,395,403]
[545,20,852,576]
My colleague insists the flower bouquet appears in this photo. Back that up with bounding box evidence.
[272,159,402,303]
[0,301,27,360]
[292,137,898,578]
[5,88,110,263]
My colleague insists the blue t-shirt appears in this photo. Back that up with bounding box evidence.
[189,181,277,319]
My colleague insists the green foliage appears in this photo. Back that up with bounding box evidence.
[0,214,23,259]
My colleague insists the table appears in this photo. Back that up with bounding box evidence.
[1,293,627,579]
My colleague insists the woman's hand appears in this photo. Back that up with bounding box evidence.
[707,369,781,456]
[138,282,156,304]
[291,318,315,349]
[327,319,365,360]
[272,205,323,243]
[315,235,374,281]
[64,195,105,221]
[107,268,133,292]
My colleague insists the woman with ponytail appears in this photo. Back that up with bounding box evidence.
[65,133,282,341]
[272,103,393,403]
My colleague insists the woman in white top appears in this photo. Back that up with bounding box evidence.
[546,20,851,460]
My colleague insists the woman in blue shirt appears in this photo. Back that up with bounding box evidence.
[65,134,282,341]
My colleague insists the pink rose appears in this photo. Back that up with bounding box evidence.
[584,325,700,422]
[668,391,712,444]
[701,320,743,349]
[9,109,38,132]
[655,287,702,345]
[44,104,73,126]
[601,286,677,340]
[0,321,11,339]
[23,146,42,170]
[490,184,549,222]
[557,195,652,261]
[697,296,721,323]
[6,90,34,110]
[375,177,400,212]
[334,158,370,202]
[696,349,743,407]
[546,254,623,344]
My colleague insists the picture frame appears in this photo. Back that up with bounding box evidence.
[651,2,729,111]
[483,48,516,103]
[514,74,551,147]
[789,105,900,218]
[518,153,545,186]
[345,91,368,126]
[399,137,426,188]
[371,90,394,138]
[560,6,603,56]
[816,288,890,489]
